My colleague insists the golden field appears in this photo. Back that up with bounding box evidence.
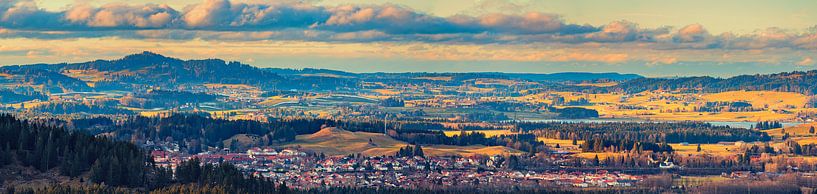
[259,96,297,106]
[764,122,817,138]
[281,127,522,157]
[538,137,584,151]
[442,130,517,137]
[700,91,807,110]
[372,89,400,95]
[670,143,739,156]
[517,90,809,122]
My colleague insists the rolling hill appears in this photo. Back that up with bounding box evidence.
[280,127,522,157]
[2,51,284,90]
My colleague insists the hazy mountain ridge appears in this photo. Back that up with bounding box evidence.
[263,68,644,82]
[2,52,816,95]
[1,52,285,91]
[606,71,817,94]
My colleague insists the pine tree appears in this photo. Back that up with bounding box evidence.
[278,182,289,194]
[89,159,106,184]
[414,144,424,157]
[592,155,600,166]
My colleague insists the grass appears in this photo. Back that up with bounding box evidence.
[764,122,817,138]
[138,110,172,117]
[512,90,806,122]
[372,89,400,95]
[673,175,730,187]
[634,111,794,122]
[700,91,807,110]
[793,138,817,146]
[61,69,106,82]
[670,143,739,156]
[259,96,297,106]
[6,100,49,109]
[281,127,522,157]
[442,130,517,137]
[223,134,261,148]
[537,138,584,151]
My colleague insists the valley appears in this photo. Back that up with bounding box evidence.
[1,52,816,193]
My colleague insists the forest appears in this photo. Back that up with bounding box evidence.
[0,89,47,104]
[0,114,148,187]
[513,121,770,144]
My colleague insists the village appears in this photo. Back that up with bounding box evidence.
[151,147,644,190]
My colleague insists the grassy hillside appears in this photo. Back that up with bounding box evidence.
[281,127,522,157]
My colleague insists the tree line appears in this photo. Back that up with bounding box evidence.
[513,121,770,144]
[0,114,148,187]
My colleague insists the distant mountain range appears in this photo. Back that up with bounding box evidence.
[595,71,817,95]
[264,67,642,82]
[1,51,815,95]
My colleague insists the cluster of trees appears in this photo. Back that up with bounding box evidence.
[463,112,509,122]
[697,101,758,112]
[88,114,299,150]
[552,107,599,119]
[564,98,592,106]
[755,121,783,130]
[29,101,134,115]
[71,114,451,154]
[476,101,546,112]
[260,90,308,97]
[0,88,47,104]
[581,138,674,153]
[170,158,282,193]
[395,144,425,158]
[380,97,405,107]
[0,68,92,93]
[0,114,148,187]
[514,121,770,144]
[0,114,294,192]
[808,96,817,108]
[391,130,547,154]
[4,185,135,194]
[119,90,220,109]
[795,143,817,156]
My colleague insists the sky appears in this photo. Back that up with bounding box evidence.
[1,0,816,77]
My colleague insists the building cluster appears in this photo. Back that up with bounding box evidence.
[151,147,644,190]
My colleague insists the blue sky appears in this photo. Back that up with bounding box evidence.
[2,0,816,77]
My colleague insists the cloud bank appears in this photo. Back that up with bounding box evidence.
[1,0,813,50]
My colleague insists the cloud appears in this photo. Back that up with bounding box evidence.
[0,0,815,52]
[582,21,639,42]
[797,56,814,66]
[0,0,592,35]
[673,24,709,43]
[65,3,179,28]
